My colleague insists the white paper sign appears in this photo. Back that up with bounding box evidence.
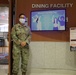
[70,27,76,51]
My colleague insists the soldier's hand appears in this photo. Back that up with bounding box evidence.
[21,42,26,47]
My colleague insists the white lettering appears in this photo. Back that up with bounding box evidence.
[66,3,70,8]
[70,3,73,7]
[56,4,62,8]
[32,4,49,8]
[32,4,35,8]
[52,3,73,8]
[53,4,57,8]
[50,4,53,8]
[32,3,73,8]
[61,4,66,8]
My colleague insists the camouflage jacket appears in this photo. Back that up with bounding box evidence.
[11,23,31,45]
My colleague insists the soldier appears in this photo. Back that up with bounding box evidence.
[11,13,31,75]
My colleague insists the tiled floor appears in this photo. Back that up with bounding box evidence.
[0,66,76,75]
[15,68,76,75]
[0,65,8,75]
[28,69,76,75]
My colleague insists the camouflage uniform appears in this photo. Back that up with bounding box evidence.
[11,23,31,75]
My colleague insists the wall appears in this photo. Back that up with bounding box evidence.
[29,42,76,70]
[14,0,76,73]
[15,0,76,42]
[0,0,9,5]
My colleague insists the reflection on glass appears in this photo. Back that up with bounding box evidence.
[0,7,9,32]
[0,7,9,74]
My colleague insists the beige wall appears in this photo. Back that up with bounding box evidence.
[29,42,76,70]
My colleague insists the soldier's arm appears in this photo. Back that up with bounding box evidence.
[11,25,21,45]
[25,27,32,44]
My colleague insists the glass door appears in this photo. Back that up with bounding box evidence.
[0,6,9,75]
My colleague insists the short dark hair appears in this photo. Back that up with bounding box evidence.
[60,16,64,19]
[19,13,25,18]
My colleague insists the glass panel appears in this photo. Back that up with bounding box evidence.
[0,7,9,32]
[0,7,9,75]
